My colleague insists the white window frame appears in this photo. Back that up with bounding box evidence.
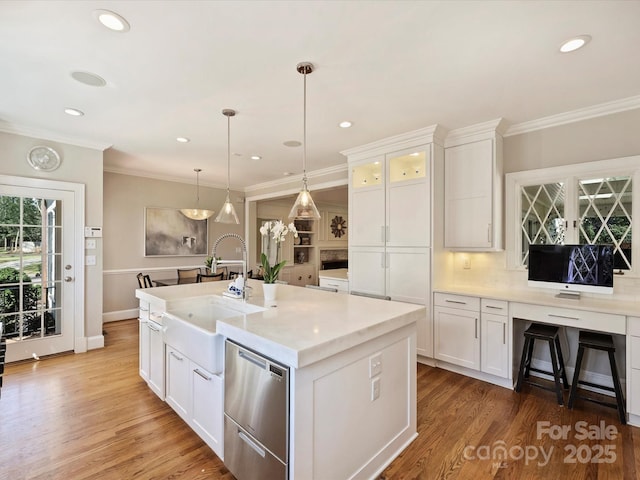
[505,155,640,276]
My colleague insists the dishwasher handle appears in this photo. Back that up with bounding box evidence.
[238,349,267,370]
[238,430,266,458]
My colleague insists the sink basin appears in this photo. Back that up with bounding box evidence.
[163,295,264,373]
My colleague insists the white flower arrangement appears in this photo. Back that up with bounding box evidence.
[259,220,298,283]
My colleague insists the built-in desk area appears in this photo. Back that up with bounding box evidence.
[430,286,640,426]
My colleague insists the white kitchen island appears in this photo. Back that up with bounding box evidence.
[136,279,423,480]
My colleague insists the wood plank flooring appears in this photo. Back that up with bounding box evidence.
[1,319,638,479]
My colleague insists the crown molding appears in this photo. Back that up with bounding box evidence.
[244,163,348,194]
[0,122,112,151]
[103,166,230,190]
[504,95,640,137]
[444,118,508,147]
[340,124,447,160]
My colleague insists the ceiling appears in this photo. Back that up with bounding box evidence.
[2,1,640,190]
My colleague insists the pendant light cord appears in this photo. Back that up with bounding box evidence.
[302,67,308,187]
[226,113,231,196]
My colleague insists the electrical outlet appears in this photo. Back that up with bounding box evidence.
[369,353,382,378]
[85,255,96,266]
[371,377,380,401]
[85,239,96,250]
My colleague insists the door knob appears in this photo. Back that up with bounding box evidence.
[64,276,73,282]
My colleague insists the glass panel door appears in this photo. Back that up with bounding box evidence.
[0,187,75,361]
[578,176,632,270]
[520,182,566,265]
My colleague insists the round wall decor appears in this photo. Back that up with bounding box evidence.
[27,146,61,172]
[330,215,347,238]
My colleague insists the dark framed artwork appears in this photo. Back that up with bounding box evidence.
[144,207,208,256]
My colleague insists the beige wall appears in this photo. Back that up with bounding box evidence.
[0,131,104,340]
[103,172,244,317]
[438,109,640,301]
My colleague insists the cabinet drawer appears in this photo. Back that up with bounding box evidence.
[319,277,349,293]
[139,300,150,321]
[481,298,508,316]
[434,292,479,312]
[628,316,640,337]
[510,302,625,335]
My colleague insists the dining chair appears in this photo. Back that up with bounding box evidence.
[197,272,224,282]
[137,273,154,288]
[177,268,201,280]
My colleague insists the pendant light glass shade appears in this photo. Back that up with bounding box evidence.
[181,168,214,220]
[215,109,240,224]
[289,62,321,220]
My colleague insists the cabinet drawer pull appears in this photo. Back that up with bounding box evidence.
[548,313,580,321]
[147,323,160,332]
[503,323,506,345]
[193,368,211,381]
[485,305,503,310]
[327,283,339,288]
[445,299,467,305]
[475,318,478,339]
[170,351,184,361]
[139,307,149,312]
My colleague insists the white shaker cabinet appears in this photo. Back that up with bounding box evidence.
[444,119,506,251]
[343,126,444,359]
[138,300,165,400]
[165,345,224,459]
[434,293,480,370]
[480,299,510,379]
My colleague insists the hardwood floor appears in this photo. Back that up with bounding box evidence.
[1,319,638,479]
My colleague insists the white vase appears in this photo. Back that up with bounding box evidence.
[262,283,278,306]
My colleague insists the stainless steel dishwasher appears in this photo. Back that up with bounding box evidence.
[224,340,289,480]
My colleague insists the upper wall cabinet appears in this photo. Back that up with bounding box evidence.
[444,119,507,251]
[344,125,446,251]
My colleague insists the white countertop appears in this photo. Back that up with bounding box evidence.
[318,268,348,280]
[433,285,640,317]
[137,280,423,369]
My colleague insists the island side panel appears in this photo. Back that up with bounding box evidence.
[290,322,417,480]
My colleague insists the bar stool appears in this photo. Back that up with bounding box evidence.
[515,323,569,405]
[568,330,626,424]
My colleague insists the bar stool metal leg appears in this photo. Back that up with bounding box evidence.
[567,345,585,409]
[515,336,532,393]
[548,338,564,406]
[607,350,627,425]
[554,335,569,389]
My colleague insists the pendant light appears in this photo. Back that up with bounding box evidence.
[288,62,321,220]
[180,168,215,220]
[215,108,239,224]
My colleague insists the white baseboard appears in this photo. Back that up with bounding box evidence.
[87,335,104,350]
[103,309,138,323]
[529,358,626,396]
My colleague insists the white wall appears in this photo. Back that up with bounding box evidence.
[435,109,640,302]
[103,171,244,319]
[0,131,104,340]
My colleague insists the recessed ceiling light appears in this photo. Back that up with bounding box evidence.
[71,71,106,87]
[64,108,84,116]
[560,35,591,53]
[250,155,262,160]
[176,137,190,143]
[283,140,302,147]
[339,121,352,128]
[409,152,420,157]
[94,9,130,32]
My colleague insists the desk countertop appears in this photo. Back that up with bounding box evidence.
[136,280,423,369]
[433,285,640,317]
